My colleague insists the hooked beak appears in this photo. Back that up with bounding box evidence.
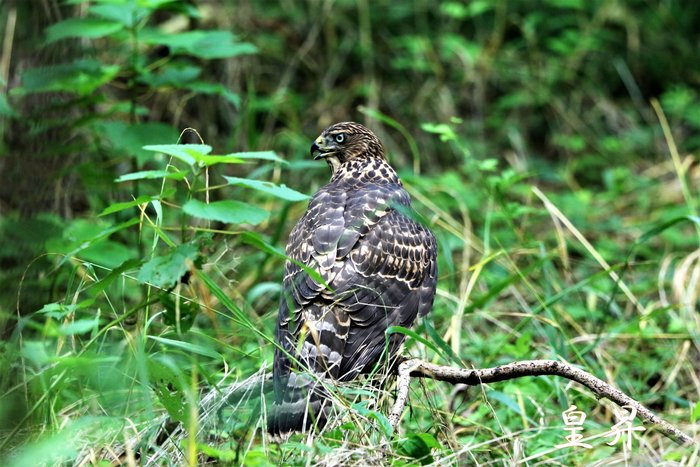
[310,136,332,160]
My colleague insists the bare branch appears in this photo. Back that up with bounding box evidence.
[389,359,695,447]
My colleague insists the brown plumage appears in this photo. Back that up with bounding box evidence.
[268,122,438,435]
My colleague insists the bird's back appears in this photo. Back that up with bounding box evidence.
[268,124,437,436]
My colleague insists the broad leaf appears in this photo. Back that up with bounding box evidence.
[115,170,186,182]
[224,176,309,201]
[185,81,240,107]
[196,154,245,166]
[158,291,197,333]
[100,121,180,166]
[45,18,123,43]
[17,59,120,96]
[397,433,436,464]
[88,4,149,27]
[99,191,175,216]
[139,63,202,87]
[137,243,199,289]
[60,318,100,336]
[141,29,257,59]
[229,151,287,164]
[143,144,212,166]
[182,199,269,225]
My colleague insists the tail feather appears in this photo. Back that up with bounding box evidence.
[268,304,348,436]
[267,373,331,436]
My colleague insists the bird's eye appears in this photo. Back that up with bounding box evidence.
[334,133,345,143]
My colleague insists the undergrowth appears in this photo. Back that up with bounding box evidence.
[1,1,699,465]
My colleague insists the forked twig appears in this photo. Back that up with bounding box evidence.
[389,359,695,447]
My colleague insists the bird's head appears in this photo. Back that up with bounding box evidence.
[310,122,384,173]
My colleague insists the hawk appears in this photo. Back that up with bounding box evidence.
[268,122,437,435]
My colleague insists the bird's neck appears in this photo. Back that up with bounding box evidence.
[330,156,402,186]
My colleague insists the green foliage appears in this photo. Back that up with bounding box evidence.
[1,0,699,465]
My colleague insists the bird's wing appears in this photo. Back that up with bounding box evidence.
[278,182,436,380]
[331,207,437,378]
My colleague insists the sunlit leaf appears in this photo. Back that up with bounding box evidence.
[143,144,212,166]
[115,170,186,182]
[196,154,245,166]
[229,151,287,164]
[224,176,309,201]
[183,199,269,225]
[691,401,700,423]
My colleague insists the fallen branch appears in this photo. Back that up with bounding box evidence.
[388,359,695,447]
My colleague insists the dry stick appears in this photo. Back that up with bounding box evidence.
[389,359,695,447]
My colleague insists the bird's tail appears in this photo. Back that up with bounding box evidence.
[267,371,331,437]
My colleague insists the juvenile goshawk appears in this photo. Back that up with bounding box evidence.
[268,122,437,435]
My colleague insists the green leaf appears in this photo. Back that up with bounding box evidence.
[387,325,442,357]
[114,170,186,182]
[47,218,140,268]
[148,335,222,359]
[182,199,269,225]
[185,81,240,107]
[196,154,245,166]
[60,318,99,336]
[223,176,309,201]
[147,357,189,424]
[16,59,120,96]
[228,151,287,164]
[45,18,123,43]
[99,195,155,216]
[183,152,274,167]
[88,4,150,28]
[397,433,436,464]
[423,320,461,365]
[137,243,199,289]
[158,291,197,333]
[637,215,700,244]
[197,444,236,463]
[421,122,457,142]
[37,303,78,320]
[691,401,700,423]
[239,232,329,288]
[79,239,136,269]
[88,258,142,296]
[100,121,180,166]
[141,29,257,59]
[139,63,202,87]
[351,403,393,438]
[143,144,212,166]
[0,93,18,117]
